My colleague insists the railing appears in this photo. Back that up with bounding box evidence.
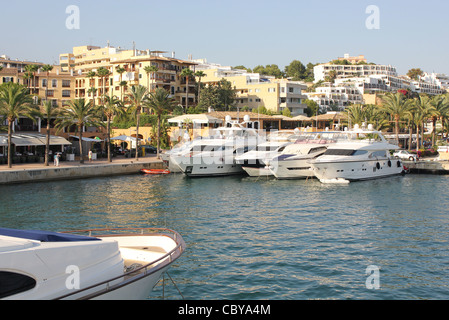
[53,227,186,300]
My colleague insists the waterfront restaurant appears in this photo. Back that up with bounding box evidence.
[0,133,71,163]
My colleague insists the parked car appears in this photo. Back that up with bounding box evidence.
[393,150,418,161]
[125,146,160,158]
[143,146,158,154]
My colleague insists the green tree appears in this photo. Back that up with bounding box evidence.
[41,64,54,101]
[285,60,307,80]
[144,88,177,159]
[115,66,126,101]
[125,85,149,161]
[303,99,320,117]
[102,95,124,162]
[282,107,291,117]
[24,64,39,94]
[407,68,424,81]
[144,65,158,93]
[55,98,103,164]
[180,68,195,113]
[234,65,252,73]
[0,82,35,168]
[429,94,449,145]
[195,70,207,104]
[86,71,97,106]
[35,100,60,166]
[381,92,414,145]
[253,64,284,78]
[96,67,111,106]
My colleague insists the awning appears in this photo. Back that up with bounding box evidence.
[69,135,104,142]
[0,134,71,147]
[168,114,223,124]
[110,135,139,142]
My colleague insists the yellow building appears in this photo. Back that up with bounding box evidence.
[60,45,197,108]
[193,62,308,116]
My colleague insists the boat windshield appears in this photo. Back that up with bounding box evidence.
[256,145,282,152]
[323,149,368,156]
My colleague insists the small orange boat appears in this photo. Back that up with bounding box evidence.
[140,169,171,175]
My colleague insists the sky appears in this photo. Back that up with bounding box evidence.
[1,0,449,76]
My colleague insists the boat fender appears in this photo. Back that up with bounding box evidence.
[376,162,380,170]
[387,160,391,167]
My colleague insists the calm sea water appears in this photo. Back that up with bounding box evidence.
[1,173,448,300]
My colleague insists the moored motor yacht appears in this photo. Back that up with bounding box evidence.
[235,141,291,177]
[0,227,185,300]
[268,132,338,179]
[309,127,404,183]
[172,116,265,177]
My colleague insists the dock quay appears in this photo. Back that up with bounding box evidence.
[0,156,165,185]
[404,160,449,174]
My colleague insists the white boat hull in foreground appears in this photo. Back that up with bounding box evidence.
[0,227,185,300]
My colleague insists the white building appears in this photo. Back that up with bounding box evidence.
[314,62,398,83]
[420,72,449,90]
[305,83,364,111]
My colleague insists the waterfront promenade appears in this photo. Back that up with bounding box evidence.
[0,155,165,185]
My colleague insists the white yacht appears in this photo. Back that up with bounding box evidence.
[234,130,301,177]
[268,132,337,179]
[235,141,291,177]
[309,127,404,183]
[171,116,264,177]
[0,227,185,300]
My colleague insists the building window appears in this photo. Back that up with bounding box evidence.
[42,79,47,87]
[62,80,71,88]
[52,79,57,88]
[62,90,71,97]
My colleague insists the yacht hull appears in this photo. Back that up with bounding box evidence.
[270,158,316,180]
[242,165,272,177]
[172,155,245,177]
[311,158,404,182]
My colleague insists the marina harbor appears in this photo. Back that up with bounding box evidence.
[3,1,449,302]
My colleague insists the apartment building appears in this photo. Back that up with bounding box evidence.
[60,45,197,108]
[305,83,364,111]
[0,55,44,72]
[0,61,76,135]
[334,75,445,96]
[420,72,449,90]
[314,62,398,83]
[194,61,308,116]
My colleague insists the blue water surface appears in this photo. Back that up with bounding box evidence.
[1,173,448,300]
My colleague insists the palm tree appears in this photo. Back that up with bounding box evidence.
[144,88,176,159]
[429,95,449,145]
[101,94,124,162]
[55,98,103,164]
[180,68,195,113]
[412,94,435,150]
[86,71,97,105]
[115,66,126,101]
[195,70,206,104]
[41,64,54,101]
[35,101,60,166]
[25,64,39,94]
[0,82,35,168]
[381,92,414,146]
[22,71,33,93]
[96,67,110,106]
[144,65,159,92]
[125,85,148,161]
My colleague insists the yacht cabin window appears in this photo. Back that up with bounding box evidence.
[0,271,36,298]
